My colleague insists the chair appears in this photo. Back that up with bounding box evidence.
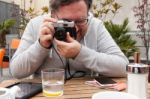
[9,38,20,60]
[0,48,6,76]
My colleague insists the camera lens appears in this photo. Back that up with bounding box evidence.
[54,27,67,41]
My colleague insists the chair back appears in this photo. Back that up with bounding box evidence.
[9,38,20,59]
[0,49,5,67]
[10,38,20,49]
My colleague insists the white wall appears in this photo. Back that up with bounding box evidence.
[112,0,138,31]
[13,0,49,13]
[93,0,138,31]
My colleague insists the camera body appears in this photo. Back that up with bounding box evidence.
[53,20,77,41]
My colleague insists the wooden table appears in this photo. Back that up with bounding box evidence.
[0,77,149,99]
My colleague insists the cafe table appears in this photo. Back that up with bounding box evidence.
[0,77,150,99]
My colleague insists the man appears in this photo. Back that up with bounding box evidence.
[10,0,128,79]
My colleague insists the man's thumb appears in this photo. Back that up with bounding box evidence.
[66,32,74,42]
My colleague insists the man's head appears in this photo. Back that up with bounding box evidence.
[50,0,92,40]
[50,0,92,12]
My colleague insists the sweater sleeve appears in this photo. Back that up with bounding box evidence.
[74,19,129,77]
[10,18,50,79]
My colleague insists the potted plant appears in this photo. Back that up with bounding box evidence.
[92,0,138,58]
[133,0,150,64]
[133,0,150,82]
[0,19,16,48]
[104,18,138,58]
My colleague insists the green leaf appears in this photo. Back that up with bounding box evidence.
[112,3,122,11]
[0,19,16,34]
[3,19,16,30]
[104,18,138,58]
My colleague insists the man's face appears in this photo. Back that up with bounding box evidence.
[54,0,88,40]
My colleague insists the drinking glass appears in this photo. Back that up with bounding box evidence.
[41,68,64,97]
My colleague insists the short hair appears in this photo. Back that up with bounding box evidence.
[50,0,92,12]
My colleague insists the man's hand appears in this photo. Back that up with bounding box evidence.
[55,33,81,58]
[39,16,57,48]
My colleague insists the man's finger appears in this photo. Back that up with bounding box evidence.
[66,32,74,42]
[54,38,66,46]
[42,34,53,41]
[43,17,57,23]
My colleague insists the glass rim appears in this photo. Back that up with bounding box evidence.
[41,68,64,73]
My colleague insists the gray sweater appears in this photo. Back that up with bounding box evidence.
[10,14,129,78]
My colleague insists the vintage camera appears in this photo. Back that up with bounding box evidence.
[53,20,77,41]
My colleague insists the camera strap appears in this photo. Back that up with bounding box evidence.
[64,58,86,82]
